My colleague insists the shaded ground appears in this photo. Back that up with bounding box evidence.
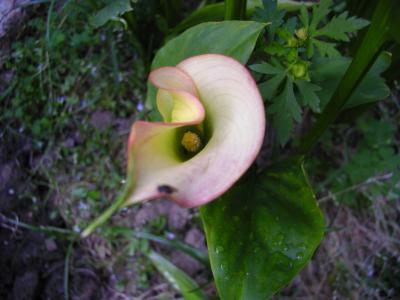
[0,131,111,300]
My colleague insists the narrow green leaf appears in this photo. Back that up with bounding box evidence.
[200,157,325,300]
[146,21,266,109]
[148,251,208,300]
[265,41,288,56]
[299,5,309,27]
[310,0,332,31]
[103,226,210,267]
[250,62,283,75]
[135,231,209,267]
[258,72,286,100]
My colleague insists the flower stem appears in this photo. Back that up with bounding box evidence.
[224,0,247,20]
[81,184,132,238]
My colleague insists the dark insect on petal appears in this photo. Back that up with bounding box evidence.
[157,185,178,194]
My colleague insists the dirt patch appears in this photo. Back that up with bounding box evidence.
[0,1,26,39]
[90,110,114,132]
[132,199,192,230]
[0,130,115,300]
[0,196,116,300]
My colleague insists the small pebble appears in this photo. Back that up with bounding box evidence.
[45,238,57,252]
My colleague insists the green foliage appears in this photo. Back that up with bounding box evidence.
[1,2,145,146]
[90,0,133,28]
[298,0,398,154]
[102,225,210,291]
[148,251,208,300]
[146,21,266,111]
[171,0,309,35]
[253,0,285,39]
[201,157,324,299]
[311,51,391,110]
[268,78,302,142]
[1,1,146,239]
[309,107,400,207]
[315,12,369,41]
[251,0,372,145]
[386,0,400,44]
[305,1,369,57]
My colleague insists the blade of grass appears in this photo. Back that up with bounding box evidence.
[147,250,208,300]
[103,226,210,267]
[0,213,76,239]
[64,240,74,300]
[135,231,209,267]
[45,0,55,104]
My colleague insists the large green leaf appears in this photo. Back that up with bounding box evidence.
[148,251,208,300]
[200,157,324,299]
[310,51,391,110]
[145,21,266,109]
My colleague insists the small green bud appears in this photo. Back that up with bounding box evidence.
[289,60,309,80]
[295,27,308,41]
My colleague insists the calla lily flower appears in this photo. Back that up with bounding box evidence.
[125,54,265,208]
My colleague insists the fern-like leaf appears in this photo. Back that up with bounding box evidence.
[316,12,370,42]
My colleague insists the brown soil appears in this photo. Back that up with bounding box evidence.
[0,133,114,300]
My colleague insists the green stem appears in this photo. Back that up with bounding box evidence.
[297,0,394,155]
[64,240,74,300]
[81,184,133,238]
[162,0,183,27]
[224,0,247,20]
[0,213,76,239]
[123,12,151,74]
